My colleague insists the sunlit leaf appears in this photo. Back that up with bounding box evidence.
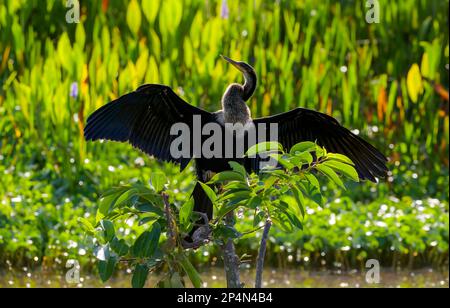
[322,160,359,182]
[127,0,142,35]
[316,165,346,189]
[407,63,423,103]
[246,141,283,157]
[132,223,161,258]
[209,171,245,183]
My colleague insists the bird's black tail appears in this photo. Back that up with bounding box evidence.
[185,182,213,243]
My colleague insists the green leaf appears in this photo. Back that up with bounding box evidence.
[98,190,124,218]
[270,154,295,170]
[253,211,266,227]
[290,141,317,155]
[247,196,262,209]
[138,215,159,226]
[142,0,160,24]
[132,223,161,258]
[291,152,314,165]
[406,63,423,103]
[228,161,247,177]
[98,257,117,282]
[304,174,320,190]
[246,141,283,157]
[209,171,245,183]
[179,254,203,288]
[219,190,252,204]
[199,182,217,203]
[271,209,294,233]
[316,165,346,189]
[132,264,149,288]
[151,172,167,192]
[127,0,142,36]
[322,160,359,182]
[135,203,164,216]
[110,237,129,256]
[115,188,139,208]
[179,198,194,228]
[291,186,306,217]
[78,218,95,235]
[100,220,115,242]
[326,153,355,166]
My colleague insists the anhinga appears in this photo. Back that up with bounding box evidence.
[85,56,388,240]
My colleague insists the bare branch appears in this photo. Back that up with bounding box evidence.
[255,219,272,288]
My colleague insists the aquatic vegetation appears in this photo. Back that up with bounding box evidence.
[0,0,448,274]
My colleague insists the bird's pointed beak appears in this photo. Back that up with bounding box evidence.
[221,55,244,72]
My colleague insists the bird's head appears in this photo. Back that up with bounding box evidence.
[221,55,257,102]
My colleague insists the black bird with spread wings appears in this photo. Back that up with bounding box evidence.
[85,56,388,240]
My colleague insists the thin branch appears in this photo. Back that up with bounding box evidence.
[255,218,272,288]
[162,193,176,248]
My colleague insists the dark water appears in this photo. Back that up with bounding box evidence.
[1,267,448,288]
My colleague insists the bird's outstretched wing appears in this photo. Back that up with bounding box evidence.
[84,84,215,169]
[253,108,388,182]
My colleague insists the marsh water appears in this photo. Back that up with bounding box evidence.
[1,268,448,288]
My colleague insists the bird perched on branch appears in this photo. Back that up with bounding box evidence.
[84,56,388,243]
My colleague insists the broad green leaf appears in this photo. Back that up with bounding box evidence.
[98,187,129,218]
[100,220,115,242]
[98,257,117,282]
[291,186,306,217]
[135,203,164,216]
[291,152,313,165]
[269,154,295,170]
[290,141,317,155]
[110,237,129,256]
[199,182,217,203]
[138,215,159,226]
[209,171,245,183]
[78,218,95,235]
[219,190,251,203]
[326,153,355,165]
[246,141,283,157]
[247,196,262,209]
[132,264,149,288]
[322,160,359,182]
[115,188,139,208]
[151,172,167,192]
[179,198,194,228]
[228,161,247,177]
[316,165,346,189]
[132,223,161,258]
[271,209,294,233]
[179,254,202,288]
[304,174,320,190]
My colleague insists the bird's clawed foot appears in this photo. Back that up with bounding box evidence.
[181,212,212,250]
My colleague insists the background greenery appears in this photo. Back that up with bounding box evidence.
[0,0,448,276]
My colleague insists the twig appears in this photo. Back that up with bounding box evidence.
[255,219,272,288]
[162,193,176,248]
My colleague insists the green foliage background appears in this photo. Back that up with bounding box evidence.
[0,0,448,271]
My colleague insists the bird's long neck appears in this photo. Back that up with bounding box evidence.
[242,69,257,101]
